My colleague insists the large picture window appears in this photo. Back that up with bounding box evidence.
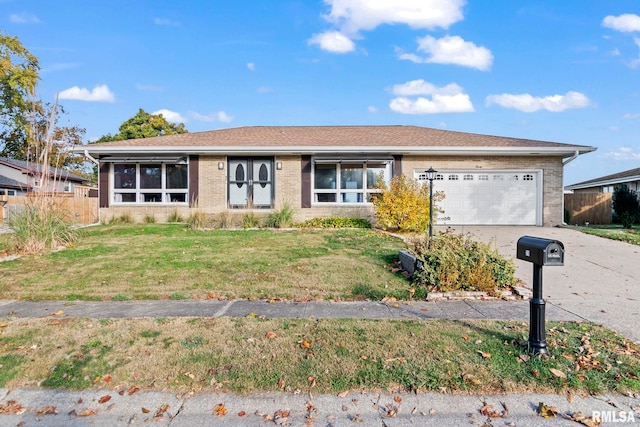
[312,160,391,204]
[111,162,188,204]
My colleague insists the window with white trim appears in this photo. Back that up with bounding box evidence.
[313,160,391,204]
[112,162,188,204]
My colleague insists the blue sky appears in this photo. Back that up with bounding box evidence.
[4,0,640,184]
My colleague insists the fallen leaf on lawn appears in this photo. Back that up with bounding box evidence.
[141,407,150,413]
[0,323,7,328]
[462,335,470,341]
[103,375,112,383]
[265,331,277,339]
[300,340,312,349]
[213,403,227,416]
[477,350,491,359]
[78,409,98,417]
[98,395,111,404]
[207,292,216,299]
[36,406,57,415]
[384,404,399,417]
[549,368,567,378]
[537,402,558,418]
[518,354,530,362]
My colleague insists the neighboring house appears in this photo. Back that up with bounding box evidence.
[0,157,86,196]
[78,125,595,227]
[565,167,640,194]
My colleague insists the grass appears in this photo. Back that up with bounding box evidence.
[574,225,640,246]
[0,223,408,301]
[0,316,638,396]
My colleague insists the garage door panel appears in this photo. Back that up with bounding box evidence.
[417,171,539,226]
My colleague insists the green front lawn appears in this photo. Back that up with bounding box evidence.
[0,224,410,301]
[575,225,640,246]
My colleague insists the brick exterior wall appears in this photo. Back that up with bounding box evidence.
[99,154,564,226]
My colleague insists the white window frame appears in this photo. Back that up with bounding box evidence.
[311,159,392,205]
[110,162,189,205]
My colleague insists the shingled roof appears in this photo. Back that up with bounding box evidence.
[566,167,640,190]
[0,157,85,182]
[82,125,595,156]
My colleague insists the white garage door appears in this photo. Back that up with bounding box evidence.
[415,170,541,226]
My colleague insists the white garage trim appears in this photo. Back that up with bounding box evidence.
[415,169,543,226]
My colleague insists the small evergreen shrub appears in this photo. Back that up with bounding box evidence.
[295,217,371,228]
[265,202,295,228]
[410,231,516,295]
[613,186,639,229]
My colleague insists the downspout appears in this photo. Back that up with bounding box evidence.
[83,150,101,226]
[561,150,580,225]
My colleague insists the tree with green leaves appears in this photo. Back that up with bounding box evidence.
[95,108,188,142]
[0,33,40,155]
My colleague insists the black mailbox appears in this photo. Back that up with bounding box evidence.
[517,236,564,266]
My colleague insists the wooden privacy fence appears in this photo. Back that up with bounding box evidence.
[564,193,612,225]
[0,193,98,225]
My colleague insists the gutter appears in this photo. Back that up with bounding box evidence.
[562,150,580,166]
[83,149,101,226]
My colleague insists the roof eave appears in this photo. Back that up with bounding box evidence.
[77,145,597,157]
[566,175,640,190]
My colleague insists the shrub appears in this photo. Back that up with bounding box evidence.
[167,209,184,223]
[410,231,516,295]
[187,211,208,230]
[371,174,443,233]
[265,202,295,228]
[242,212,262,229]
[295,217,371,228]
[144,214,156,224]
[7,200,79,254]
[613,186,639,229]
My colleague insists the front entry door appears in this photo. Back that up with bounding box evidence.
[228,157,274,209]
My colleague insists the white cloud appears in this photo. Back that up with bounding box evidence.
[630,37,640,68]
[605,147,640,160]
[58,84,115,102]
[390,94,474,114]
[152,109,186,123]
[257,86,274,93]
[323,0,464,34]
[9,12,40,23]
[602,14,640,33]
[485,91,592,112]
[190,111,234,123]
[389,80,474,114]
[391,79,464,96]
[311,0,465,53]
[247,62,256,71]
[154,17,180,26]
[308,31,355,53]
[367,106,378,113]
[41,63,79,73]
[623,112,640,119]
[399,35,493,71]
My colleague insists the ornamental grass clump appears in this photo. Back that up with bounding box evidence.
[410,230,516,294]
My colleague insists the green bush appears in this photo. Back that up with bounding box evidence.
[242,212,262,228]
[265,202,295,228]
[410,231,516,295]
[613,186,639,229]
[295,217,371,228]
[167,209,184,223]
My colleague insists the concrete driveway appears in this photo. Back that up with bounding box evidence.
[444,225,640,342]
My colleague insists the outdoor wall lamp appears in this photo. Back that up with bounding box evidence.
[424,167,437,242]
[218,162,225,170]
[276,161,282,170]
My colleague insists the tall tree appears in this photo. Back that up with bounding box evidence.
[95,108,188,142]
[0,33,40,155]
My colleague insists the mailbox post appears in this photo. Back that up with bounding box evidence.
[516,236,564,355]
